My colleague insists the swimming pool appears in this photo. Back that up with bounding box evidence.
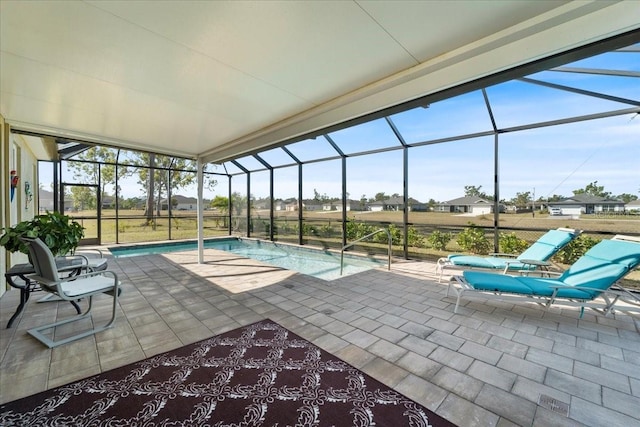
[109,238,385,281]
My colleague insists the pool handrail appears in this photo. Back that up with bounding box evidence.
[340,228,392,275]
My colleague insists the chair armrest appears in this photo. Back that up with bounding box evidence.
[517,259,551,267]
[517,270,562,277]
[26,270,119,300]
[58,269,118,283]
[75,248,104,258]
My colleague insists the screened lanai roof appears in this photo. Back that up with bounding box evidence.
[222,42,640,177]
[1,1,639,164]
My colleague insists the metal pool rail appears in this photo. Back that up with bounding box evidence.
[340,228,391,275]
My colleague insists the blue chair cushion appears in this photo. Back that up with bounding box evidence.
[448,255,534,271]
[462,271,535,294]
[516,229,575,262]
[463,238,640,301]
[448,229,577,270]
[462,272,597,300]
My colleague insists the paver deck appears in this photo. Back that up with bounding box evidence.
[1,248,639,426]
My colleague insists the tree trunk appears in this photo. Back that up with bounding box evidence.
[145,153,155,226]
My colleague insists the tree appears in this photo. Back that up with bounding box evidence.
[511,191,531,209]
[374,192,387,201]
[134,154,218,225]
[142,153,156,225]
[359,194,367,210]
[312,189,330,202]
[210,195,229,228]
[70,186,96,211]
[464,185,491,200]
[547,194,565,202]
[66,146,130,209]
[230,192,249,230]
[616,193,638,203]
[573,181,611,198]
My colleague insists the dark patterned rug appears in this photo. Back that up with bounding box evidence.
[1,320,456,426]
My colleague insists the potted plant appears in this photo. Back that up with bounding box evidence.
[0,211,85,257]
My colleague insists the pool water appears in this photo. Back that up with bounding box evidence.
[109,238,385,281]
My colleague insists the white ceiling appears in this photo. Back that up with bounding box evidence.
[2,1,639,163]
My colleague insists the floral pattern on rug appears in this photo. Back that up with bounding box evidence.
[1,320,455,426]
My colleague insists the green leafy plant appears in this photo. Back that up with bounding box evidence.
[555,235,599,264]
[0,211,85,257]
[456,222,491,255]
[428,230,452,251]
[406,226,425,248]
[498,232,529,254]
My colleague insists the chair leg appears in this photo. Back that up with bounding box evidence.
[7,288,30,329]
[27,291,119,348]
[454,291,462,314]
[436,258,447,283]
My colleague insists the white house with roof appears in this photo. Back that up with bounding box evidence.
[625,199,640,213]
[321,199,363,212]
[302,200,323,211]
[434,196,501,215]
[161,195,198,211]
[548,194,625,215]
[367,197,426,212]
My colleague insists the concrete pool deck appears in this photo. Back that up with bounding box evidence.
[1,247,639,426]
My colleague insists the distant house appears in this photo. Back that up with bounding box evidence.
[321,199,363,212]
[302,200,323,211]
[367,200,386,212]
[102,195,115,209]
[161,195,198,210]
[39,188,54,211]
[434,196,501,215]
[626,199,640,213]
[254,199,286,211]
[285,201,298,211]
[548,194,625,215]
[367,197,426,212]
[38,188,73,211]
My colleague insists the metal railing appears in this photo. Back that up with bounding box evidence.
[340,228,392,275]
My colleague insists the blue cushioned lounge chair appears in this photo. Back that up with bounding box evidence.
[437,228,581,282]
[448,235,640,317]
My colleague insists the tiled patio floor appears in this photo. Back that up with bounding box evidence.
[1,248,639,426]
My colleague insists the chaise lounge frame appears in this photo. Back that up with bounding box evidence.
[448,234,640,318]
[437,227,582,282]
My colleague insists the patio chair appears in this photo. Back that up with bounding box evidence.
[448,235,640,316]
[5,252,108,329]
[20,237,121,348]
[436,227,581,282]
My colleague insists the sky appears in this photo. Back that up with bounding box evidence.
[40,45,639,204]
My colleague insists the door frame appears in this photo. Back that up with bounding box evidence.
[60,182,101,246]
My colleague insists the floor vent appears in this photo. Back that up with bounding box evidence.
[538,394,569,417]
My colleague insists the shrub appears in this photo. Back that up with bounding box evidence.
[427,230,451,251]
[318,224,334,237]
[555,235,600,264]
[407,226,425,248]
[498,232,528,254]
[346,220,376,241]
[456,223,491,254]
[385,224,403,246]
